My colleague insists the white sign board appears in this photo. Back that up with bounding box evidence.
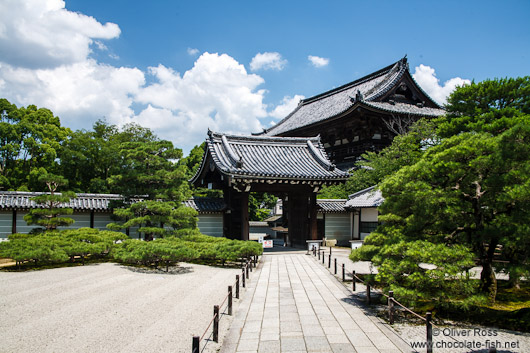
[262,240,273,248]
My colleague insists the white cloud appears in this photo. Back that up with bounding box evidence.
[413,64,470,105]
[0,59,145,128]
[250,52,287,71]
[269,95,305,119]
[0,1,272,154]
[136,53,267,150]
[187,48,199,56]
[94,41,108,51]
[0,0,120,69]
[308,55,329,68]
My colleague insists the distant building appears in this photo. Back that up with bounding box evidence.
[0,192,225,240]
[257,57,445,170]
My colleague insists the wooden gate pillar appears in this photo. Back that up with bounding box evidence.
[309,193,318,240]
[240,192,249,241]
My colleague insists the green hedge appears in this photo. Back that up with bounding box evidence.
[1,228,263,270]
[111,229,263,270]
[0,228,128,268]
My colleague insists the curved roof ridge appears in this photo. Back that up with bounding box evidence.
[363,58,408,101]
[348,185,376,199]
[210,131,321,144]
[306,139,335,171]
[300,57,405,105]
[408,69,444,109]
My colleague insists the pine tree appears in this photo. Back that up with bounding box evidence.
[24,173,76,232]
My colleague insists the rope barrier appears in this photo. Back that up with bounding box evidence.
[313,250,472,347]
[320,250,473,352]
[199,312,218,341]
[219,290,230,309]
[390,297,427,322]
[195,255,260,348]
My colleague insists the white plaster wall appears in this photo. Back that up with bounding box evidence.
[361,208,379,222]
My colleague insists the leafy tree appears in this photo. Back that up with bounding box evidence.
[108,200,198,241]
[440,76,530,137]
[318,119,437,198]
[0,99,70,190]
[249,192,276,221]
[108,139,190,201]
[23,173,76,232]
[181,143,206,179]
[352,77,530,303]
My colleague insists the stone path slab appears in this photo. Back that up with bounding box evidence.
[220,252,412,353]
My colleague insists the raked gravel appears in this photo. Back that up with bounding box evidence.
[0,262,242,353]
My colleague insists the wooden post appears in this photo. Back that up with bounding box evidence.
[213,305,219,342]
[366,283,371,305]
[242,268,246,288]
[12,209,17,234]
[318,250,320,260]
[342,264,345,281]
[388,291,394,324]
[249,259,252,272]
[90,210,95,228]
[241,192,249,241]
[236,275,240,299]
[192,335,200,353]
[334,258,337,275]
[322,251,325,264]
[245,263,249,279]
[309,193,318,240]
[228,286,233,315]
[352,270,356,291]
[426,312,432,353]
[328,253,331,268]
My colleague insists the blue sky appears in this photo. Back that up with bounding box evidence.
[0,0,529,155]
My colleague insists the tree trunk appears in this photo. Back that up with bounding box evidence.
[508,268,522,289]
[480,238,499,301]
[480,262,497,301]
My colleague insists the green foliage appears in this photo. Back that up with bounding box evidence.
[108,139,191,201]
[0,229,126,268]
[181,143,206,179]
[24,172,76,231]
[351,76,530,306]
[111,229,263,269]
[248,192,276,221]
[318,119,437,198]
[0,99,70,190]
[108,200,198,241]
[441,76,530,137]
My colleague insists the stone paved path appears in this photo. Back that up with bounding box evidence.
[220,251,412,353]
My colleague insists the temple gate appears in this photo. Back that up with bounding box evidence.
[190,131,349,246]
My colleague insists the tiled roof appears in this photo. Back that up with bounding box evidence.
[362,101,445,117]
[264,215,282,222]
[192,132,349,182]
[0,192,225,213]
[0,191,122,211]
[345,186,384,208]
[182,197,226,213]
[317,199,348,213]
[261,57,444,137]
